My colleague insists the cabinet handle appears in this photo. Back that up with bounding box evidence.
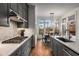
[63,49,71,56]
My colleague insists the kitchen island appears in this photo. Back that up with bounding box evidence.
[50,36,79,56]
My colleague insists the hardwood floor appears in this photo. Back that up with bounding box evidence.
[30,40,54,56]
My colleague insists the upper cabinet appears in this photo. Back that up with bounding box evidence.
[17,3,28,20]
[10,3,18,13]
[9,3,28,28]
[0,3,9,27]
[17,3,23,17]
[0,3,30,28]
[17,3,28,28]
[28,5,35,29]
[22,4,28,20]
[10,3,28,20]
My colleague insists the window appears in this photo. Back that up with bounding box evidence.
[39,19,53,29]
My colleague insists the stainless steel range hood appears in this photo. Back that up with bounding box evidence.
[9,9,27,22]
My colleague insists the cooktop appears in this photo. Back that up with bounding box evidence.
[2,36,28,44]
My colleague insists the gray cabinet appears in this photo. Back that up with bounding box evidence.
[51,38,78,56]
[17,3,28,20]
[10,3,28,28]
[50,37,54,49]
[57,42,64,56]
[63,46,78,56]
[31,35,35,48]
[51,38,62,56]
[52,39,63,56]
[17,3,23,17]
[26,38,32,55]
[52,39,58,55]
[17,3,28,28]
[21,38,32,56]
[10,3,28,20]
[0,3,9,27]
[10,36,33,56]
[28,5,35,29]
[22,4,28,20]
[10,3,18,13]
[10,46,22,56]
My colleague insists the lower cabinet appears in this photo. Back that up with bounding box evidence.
[51,38,79,56]
[10,36,33,56]
[10,47,22,56]
[52,39,58,55]
[31,35,35,48]
[52,39,63,56]
[57,43,64,56]
[63,46,78,56]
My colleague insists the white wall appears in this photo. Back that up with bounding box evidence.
[35,6,38,46]
[61,7,79,42]
[76,8,79,42]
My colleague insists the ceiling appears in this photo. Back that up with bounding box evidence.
[31,3,79,19]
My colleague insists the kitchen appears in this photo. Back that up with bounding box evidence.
[0,3,79,56]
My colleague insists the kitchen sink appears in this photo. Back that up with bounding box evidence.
[57,37,73,42]
[2,36,28,44]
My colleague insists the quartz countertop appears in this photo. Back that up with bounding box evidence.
[0,32,33,56]
[51,36,79,55]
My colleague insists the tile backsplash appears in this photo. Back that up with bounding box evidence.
[0,20,33,41]
[0,21,18,41]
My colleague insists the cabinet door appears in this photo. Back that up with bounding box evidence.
[21,41,28,56]
[50,38,54,49]
[57,43,64,56]
[28,5,35,29]
[21,38,32,56]
[0,3,9,27]
[26,38,32,55]
[53,39,58,55]
[24,4,28,28]
[22,4,26,19]
[21,4,28,28]
[17,4,28,28]
[10,3,18,13]
[31,35,35,48]
[17,3,23,17]
[10,47,22,56]
[52,39,64,56]
[10,37,32,56]
[24,4,28,20]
